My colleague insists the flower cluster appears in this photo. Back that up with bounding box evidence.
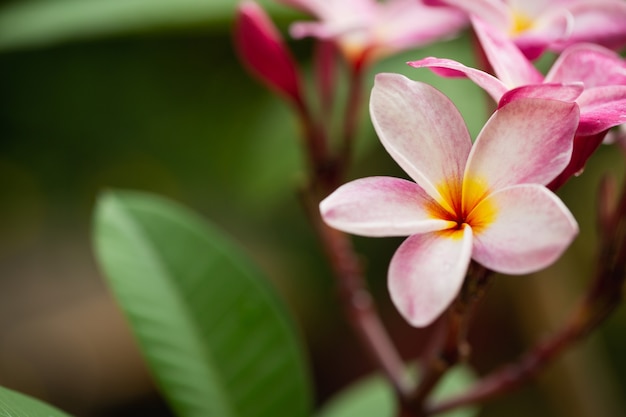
[235,0,626,328]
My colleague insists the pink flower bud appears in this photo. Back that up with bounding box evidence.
[234,1,303,106]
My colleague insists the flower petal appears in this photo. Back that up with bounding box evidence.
[548,131,607,191]
[545,43,626,87]
[498,83,583,108]
[465,97,579,190]
[283,0,466,64]
[549,1,626,52]
[388,226,473,327]
[511,6,572,60]
[407,57,508,102]
[376,0,468,52]
[471,17,544,87]
[277,0,371,19]
[507,0,553,17]
[283,0,376,42]
[370,73,472,207]
[319,177,454,237]
[472,184,578,274]
[424,0,510,32]
[577,86,626,136]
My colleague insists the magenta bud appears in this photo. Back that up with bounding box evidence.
[234,1,303,105]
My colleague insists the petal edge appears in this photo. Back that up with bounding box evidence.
[388,226,473,327]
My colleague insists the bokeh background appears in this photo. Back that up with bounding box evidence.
[1,1,625,416]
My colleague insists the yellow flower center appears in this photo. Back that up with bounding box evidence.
[510,10,534,35]
[340,40,365,63]
[427,176,498,238]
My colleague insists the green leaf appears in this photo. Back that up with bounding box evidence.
[0,385,74,417]
[0,0,296,51]
[430,366,479,417]
[92,190,312,417]
[316,366,479,417]
[316,376,392,417]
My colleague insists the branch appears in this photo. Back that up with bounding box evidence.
[404,264,493,415]
[300,187,412,398]
[338,62,366,175]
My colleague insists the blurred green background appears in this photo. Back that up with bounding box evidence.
[1,0,625,416]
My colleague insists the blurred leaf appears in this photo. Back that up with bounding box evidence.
[0,385,74,417]
[0,0,296,51]
[93,190,312,417]
[430,365,479,416]
[316,365,479,417]
[316,376,392,417]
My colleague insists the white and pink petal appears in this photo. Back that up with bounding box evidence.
[471,184,578,274]
[388,226,473,327]
[507,0,561,18]
[376,0,468,52]
[370,73,472,208]
[549,1,626,52]
[464,97,579,190]
[546,43,626,87]
[511,6,572,60]
[424,0,511,32]
[277,0,373,21]
[407,57,508,102]
[283,0,376,41]
[498,83,583,108]
[577,86,626,136]
[471,17,544,87]
[320,176,454,237]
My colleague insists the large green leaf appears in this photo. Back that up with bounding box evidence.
[92,190,312,417]
[316,366,479,417]
[0,385,73,417]
[0,0,296,51]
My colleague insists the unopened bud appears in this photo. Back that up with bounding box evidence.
[234,1,304,106]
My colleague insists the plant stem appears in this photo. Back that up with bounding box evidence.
[314,40,338,126]
[300,186,412,397]
[404,264,492,415]
[338,62,366,176]
[295,104,339,189]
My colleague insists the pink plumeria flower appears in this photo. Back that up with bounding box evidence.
[409,18,626,188]
[320,73,579,327]
[426,0,626,59]
[276,0,467,68]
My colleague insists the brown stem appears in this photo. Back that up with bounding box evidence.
[314,40,339,125]
[425,176,626,416]
[300,187,411,397]
[338,61,366,176]
[294,104,339,189]
[402,264,493,415]
[598,175,618,239]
